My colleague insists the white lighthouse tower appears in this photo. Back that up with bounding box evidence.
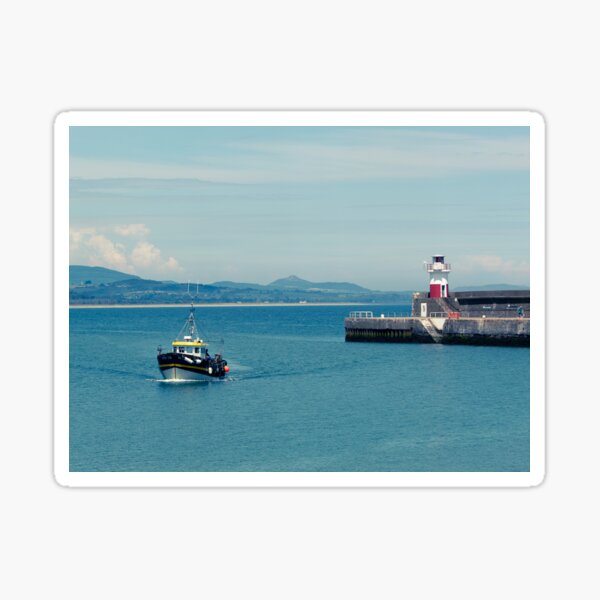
[425,254,451,298]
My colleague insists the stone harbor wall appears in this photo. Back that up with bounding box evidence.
[344,316,530,347]
[344,317,434,343]
[441,317,530,346]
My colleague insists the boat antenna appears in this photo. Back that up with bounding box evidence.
[188,303,196,337]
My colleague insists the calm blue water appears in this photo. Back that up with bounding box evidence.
[69,305,530,472]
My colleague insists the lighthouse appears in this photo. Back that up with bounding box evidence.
[426,255,451,298]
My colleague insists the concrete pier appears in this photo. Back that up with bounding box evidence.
[344,315,530,347]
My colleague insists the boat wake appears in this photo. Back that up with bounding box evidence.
[150,377,232,385]
[73,363,151,380]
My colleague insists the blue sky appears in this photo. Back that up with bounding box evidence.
[69,126,530,290]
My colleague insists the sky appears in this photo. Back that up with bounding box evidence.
[69,126,530,291]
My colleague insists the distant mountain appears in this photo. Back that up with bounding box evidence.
[70,265,140,286]
[453,284,529,292]
[210,275,373,293]
[210,280,268,290]
[70,268,411,305]
[267,275,371,293]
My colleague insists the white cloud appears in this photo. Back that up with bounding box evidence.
[85,233,132,272]
[69,226,181,277]
[69,226,96,253]
[114,223,150,237]
[130,241,181,275]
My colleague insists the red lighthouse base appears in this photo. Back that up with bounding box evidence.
[429,283,441,298]
[429,283,449,298]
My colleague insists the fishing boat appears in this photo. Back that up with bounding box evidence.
[157,305,229,380]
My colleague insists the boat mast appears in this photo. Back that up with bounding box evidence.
[188,304,196,337]
[175,303,200,341]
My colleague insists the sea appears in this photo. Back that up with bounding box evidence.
[69,304,530,472]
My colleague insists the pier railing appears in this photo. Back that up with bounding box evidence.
[348,311,463,320]
[348,311,411,319]
[457,310,529,318]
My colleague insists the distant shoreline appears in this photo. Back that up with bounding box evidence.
[69,302,386,309]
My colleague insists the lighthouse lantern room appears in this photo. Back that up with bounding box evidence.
[425,255,451,298]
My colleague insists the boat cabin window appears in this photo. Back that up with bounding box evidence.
[178,347,185,353]
[194,347,200,354]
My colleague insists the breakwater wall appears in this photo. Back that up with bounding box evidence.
[344,316,530,347]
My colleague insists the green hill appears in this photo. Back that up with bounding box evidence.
[210,280,267,289]
[69,266,412,305]
[267,275,371,293]
[211,275,373,293]
[70,265,140,286]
